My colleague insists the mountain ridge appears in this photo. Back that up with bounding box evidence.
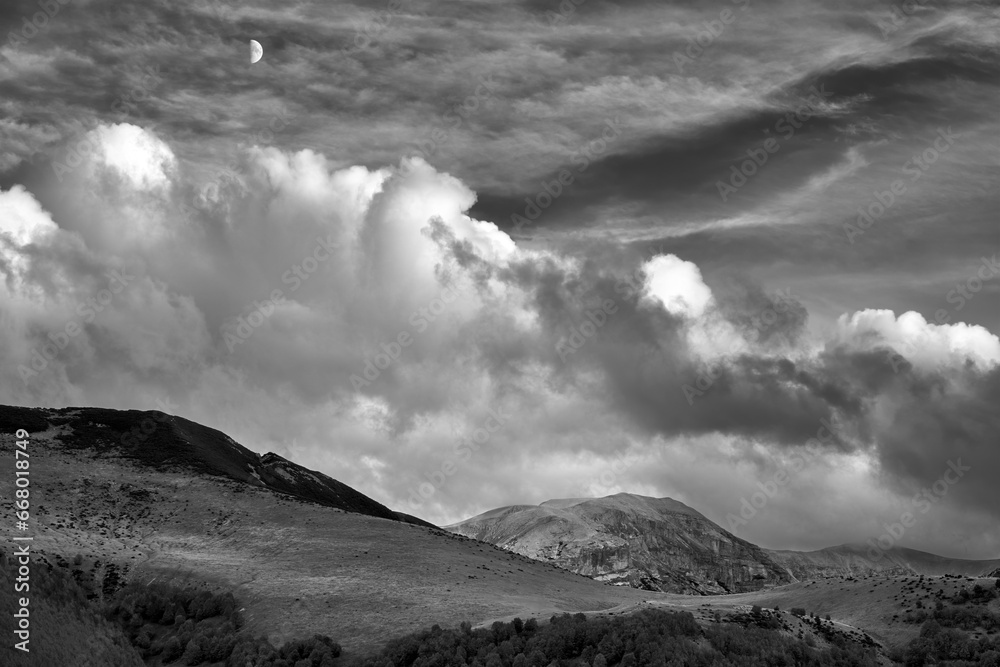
[447,492,794,594]
[0,404,405,523]
[447,493,1000,593]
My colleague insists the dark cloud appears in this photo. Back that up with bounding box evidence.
[0,0,996,557]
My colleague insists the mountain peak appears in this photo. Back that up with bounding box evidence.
[448,491,790,594]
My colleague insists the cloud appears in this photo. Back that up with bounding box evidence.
[833,308,1000,372]
[0,0,998,557]
[2,124,997,553]
[641,254,713,319]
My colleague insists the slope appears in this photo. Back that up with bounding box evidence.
[0,405,659,655]
[446,493,794,594]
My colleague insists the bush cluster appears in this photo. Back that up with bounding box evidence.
[104,581,341,666]
[360,608,878,667]
[894,590,1000,666]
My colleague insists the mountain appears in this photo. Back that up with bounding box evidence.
[768,543,1000,580]
[0,405,653,654]
[445,494,1000,596]
[0,404,401,522]
[445,493,795,594]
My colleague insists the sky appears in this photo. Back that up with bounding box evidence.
[0,0,998,558]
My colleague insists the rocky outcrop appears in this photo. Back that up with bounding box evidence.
[446,494,794,594]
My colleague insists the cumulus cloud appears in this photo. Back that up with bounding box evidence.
[641,254,713,319]
[0,118,997,559]
[833,308,1000,372]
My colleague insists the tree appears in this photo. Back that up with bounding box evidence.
[919,619,942,638]
[161,637,183,663]
[182,635,206,665]
[791,608,806,617]
[593,653,608,667]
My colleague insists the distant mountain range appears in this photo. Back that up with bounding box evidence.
[769,543,1000,580]
[446,494,1000,594]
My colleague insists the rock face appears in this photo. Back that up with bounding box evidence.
[445,493,794,594]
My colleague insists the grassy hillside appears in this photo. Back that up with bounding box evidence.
[3,404,996,665]
[0,407,660,657]
[0,405,400,521]
[0,549,143,667]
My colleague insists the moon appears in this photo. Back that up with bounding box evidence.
[250,39,263,64]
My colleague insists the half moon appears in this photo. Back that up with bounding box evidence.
[250,39,263,64]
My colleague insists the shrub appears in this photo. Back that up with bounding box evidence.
[161,636,183,663]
